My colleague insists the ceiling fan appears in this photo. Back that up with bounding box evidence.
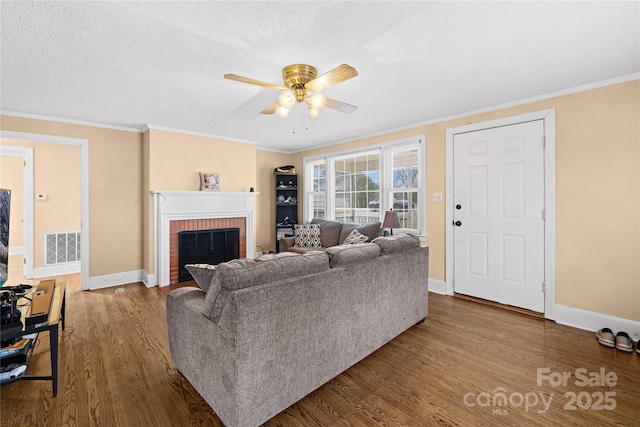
[224,64,358,118]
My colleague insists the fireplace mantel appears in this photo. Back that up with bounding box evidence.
[153,191,258,286]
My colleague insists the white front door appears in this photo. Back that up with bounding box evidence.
[453,120,545,312]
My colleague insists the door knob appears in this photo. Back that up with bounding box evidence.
[454,221,462,226]
[456,204,462,210]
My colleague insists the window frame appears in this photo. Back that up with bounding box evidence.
[303,136,426,237]
[307,159,327,220]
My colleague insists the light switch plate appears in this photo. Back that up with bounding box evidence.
[433,192,443,202]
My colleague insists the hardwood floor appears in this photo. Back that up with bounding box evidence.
[1,272,638,426]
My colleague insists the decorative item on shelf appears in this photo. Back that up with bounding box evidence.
[382,209,401,235]
[199,172,221,191]
[274,165,296,174]
[277,217,295,227]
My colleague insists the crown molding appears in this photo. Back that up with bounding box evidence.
[143,124,258,145]
[0,110,142,133]
[255,146,292,154]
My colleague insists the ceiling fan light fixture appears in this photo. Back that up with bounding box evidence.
[310,93,326,109]
[225,63,358,118]
[279,90,295,109]
[308,106,320,118]
[276,105,290,118]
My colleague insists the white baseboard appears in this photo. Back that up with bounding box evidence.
[142,271,156,288]
[428,278,447,295]
[8,246,24,255]
[88,269,147,290]
[555,304,640,342]
[32,261,80,278]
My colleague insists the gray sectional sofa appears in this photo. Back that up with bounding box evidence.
[279,217,382,253]
[166,234,428,427]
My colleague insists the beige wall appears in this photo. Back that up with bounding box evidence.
[0,154,23,248]
[255,150,292,252]
[0,116,143,277]
[290,80,640,321]
[143,128,257,273]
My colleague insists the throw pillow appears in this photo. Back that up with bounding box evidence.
[184,264,217,292]
[338,221,382,244]
[294,224,322,248]
[343,229,369,244]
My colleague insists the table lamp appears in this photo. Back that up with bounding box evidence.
[382,209,401,235]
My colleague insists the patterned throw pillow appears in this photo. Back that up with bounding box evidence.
[343,229,369,244]
[294,224,322,248]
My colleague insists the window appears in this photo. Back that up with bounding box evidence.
[309,161,326,219]
[334,152,380,223]
[304,137,425,235]
[389,146,420,230]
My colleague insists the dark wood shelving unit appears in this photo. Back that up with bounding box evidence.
[275,173,298,252]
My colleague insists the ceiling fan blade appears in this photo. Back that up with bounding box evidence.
[324,97,357,114]
[260,102,279,114]
[305,64,358,92]
[224,74,287,91]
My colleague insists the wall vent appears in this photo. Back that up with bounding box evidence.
[45,231,80,265]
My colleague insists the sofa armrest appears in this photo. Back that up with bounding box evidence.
[278,236,296,252]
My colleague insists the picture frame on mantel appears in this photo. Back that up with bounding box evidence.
[199,172,220,191]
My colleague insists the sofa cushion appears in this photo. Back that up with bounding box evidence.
[311,218,343,247]
[343,229,369,244]
[184,264,217,292]
[294,224,322,248]
[325,243,380,268]
[205,251,330,322]
[372,234,421,255]
[288,246,327,254]
[338,221,382,244]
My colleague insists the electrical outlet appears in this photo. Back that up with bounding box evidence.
[433,192,443,202]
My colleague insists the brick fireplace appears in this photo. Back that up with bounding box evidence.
[169,217,246,284]
[153,191,256,287]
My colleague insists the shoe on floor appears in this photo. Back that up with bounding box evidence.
[596,328,616,347]
[615,331,634,352]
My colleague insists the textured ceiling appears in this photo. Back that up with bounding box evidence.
[1,1,638,152]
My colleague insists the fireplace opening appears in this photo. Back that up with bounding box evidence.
[178,227,240,282]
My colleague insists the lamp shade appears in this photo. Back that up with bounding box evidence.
[382,210,401,229]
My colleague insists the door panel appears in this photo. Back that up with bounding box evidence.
[453,120,545,312]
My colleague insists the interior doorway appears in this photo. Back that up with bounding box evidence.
[0,131,89,290]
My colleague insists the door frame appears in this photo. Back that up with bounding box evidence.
[445,109,556,320]
[0,130,89,290]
